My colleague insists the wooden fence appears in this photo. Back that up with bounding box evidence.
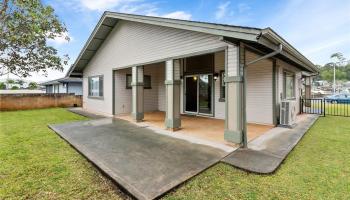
[0,94,82,111]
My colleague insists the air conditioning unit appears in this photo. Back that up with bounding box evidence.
[280,100,297,127]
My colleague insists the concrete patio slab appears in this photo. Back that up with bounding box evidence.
[222,114,319,174]
[49,118,229,200]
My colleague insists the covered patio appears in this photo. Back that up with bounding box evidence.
[117,111,274,145]
[113,49,278,146]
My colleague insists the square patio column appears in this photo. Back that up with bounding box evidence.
[305,76,311,99]
[224,44,244,144]
[304,76,312,107]
[132,66,144,122]
[164,59,181,130]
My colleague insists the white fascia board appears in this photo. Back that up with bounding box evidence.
[67,12,262,76]
[105,12,262,40]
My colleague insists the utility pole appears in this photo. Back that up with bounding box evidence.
[333,64,336,94]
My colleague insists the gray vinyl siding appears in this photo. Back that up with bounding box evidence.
[157,64,166,112]
[53,84,59,93]
[58,83,66,93]
[277,59,302,114]
[46,85,54,93]
[143,63,163,112]
[114,63,166,115]
[67,82,82,95]
[214,51,225,119]
[114,68,132,115]
[246,50,273,125]
[83,20,227,115]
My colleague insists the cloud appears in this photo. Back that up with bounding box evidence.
[79,0,131,11]
[119,2,158,16]
[77,0,191,20]
[159,11,192,20]
[263,0,350,65]
[215,1,230,20]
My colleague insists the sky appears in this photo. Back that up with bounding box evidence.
[5,0,350,82]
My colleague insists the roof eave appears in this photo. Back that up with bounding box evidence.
[67,12,263,76]
[66,12,318,76]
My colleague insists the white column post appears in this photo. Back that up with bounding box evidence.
[224,44,244,144]
[132,66,144,122]
[164,59,181,130]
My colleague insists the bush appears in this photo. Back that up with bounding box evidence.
[11,86,19,90]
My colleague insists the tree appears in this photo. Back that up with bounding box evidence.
[6,79,14,84]
[318,52,350,82]
[0,0,69,78]
[28,82,38,89]
[11,85,19,90]
[330,52,346,67]
[16,79,24,88]
[0,82,6,89]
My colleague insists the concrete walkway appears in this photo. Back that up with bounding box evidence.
[222,114,319,174]
[49,118,230,200]
[67,107,106,119]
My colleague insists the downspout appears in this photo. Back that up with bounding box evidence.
[222,37,283,148]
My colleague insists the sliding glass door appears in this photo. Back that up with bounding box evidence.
[198,74,213,114]
[185,74,213,115]
[185,76,198,113]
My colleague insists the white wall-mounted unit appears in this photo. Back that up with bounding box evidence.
[280,100,297,127]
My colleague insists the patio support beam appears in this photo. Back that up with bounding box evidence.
[132,66,144,122]
[224,44,244,145]
[164,59,181,130]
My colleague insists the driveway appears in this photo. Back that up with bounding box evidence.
[49,118,229,200]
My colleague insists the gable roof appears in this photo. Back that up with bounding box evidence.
[41,77,82,86]
[67,12,319,76]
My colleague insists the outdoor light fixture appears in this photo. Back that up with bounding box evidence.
[213,73,219,81]
[193,76,197,81]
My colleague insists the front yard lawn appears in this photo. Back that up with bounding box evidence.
[1,108,349,199]
[0,108,124,199]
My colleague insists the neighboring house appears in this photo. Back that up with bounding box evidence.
[0,89,45,94]
[66,12,319,145]
[41,77,83,95]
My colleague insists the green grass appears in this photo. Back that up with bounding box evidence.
[164,116,350,200]
[0,108,124,199]
[1,108,349,199]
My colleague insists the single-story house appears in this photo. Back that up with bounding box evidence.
[66,12,319,146]
[41,77,83,95]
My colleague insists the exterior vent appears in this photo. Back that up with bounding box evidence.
[280,100,297,127]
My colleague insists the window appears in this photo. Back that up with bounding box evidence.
[126,74,132,89]
[88,75,103,97]
[144,75,151,89]
[219,70,225,101]
[283,71,295,99]
[126,74,151,89]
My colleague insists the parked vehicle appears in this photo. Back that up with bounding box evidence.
[325,93,350,104]
[312,89,330,95]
